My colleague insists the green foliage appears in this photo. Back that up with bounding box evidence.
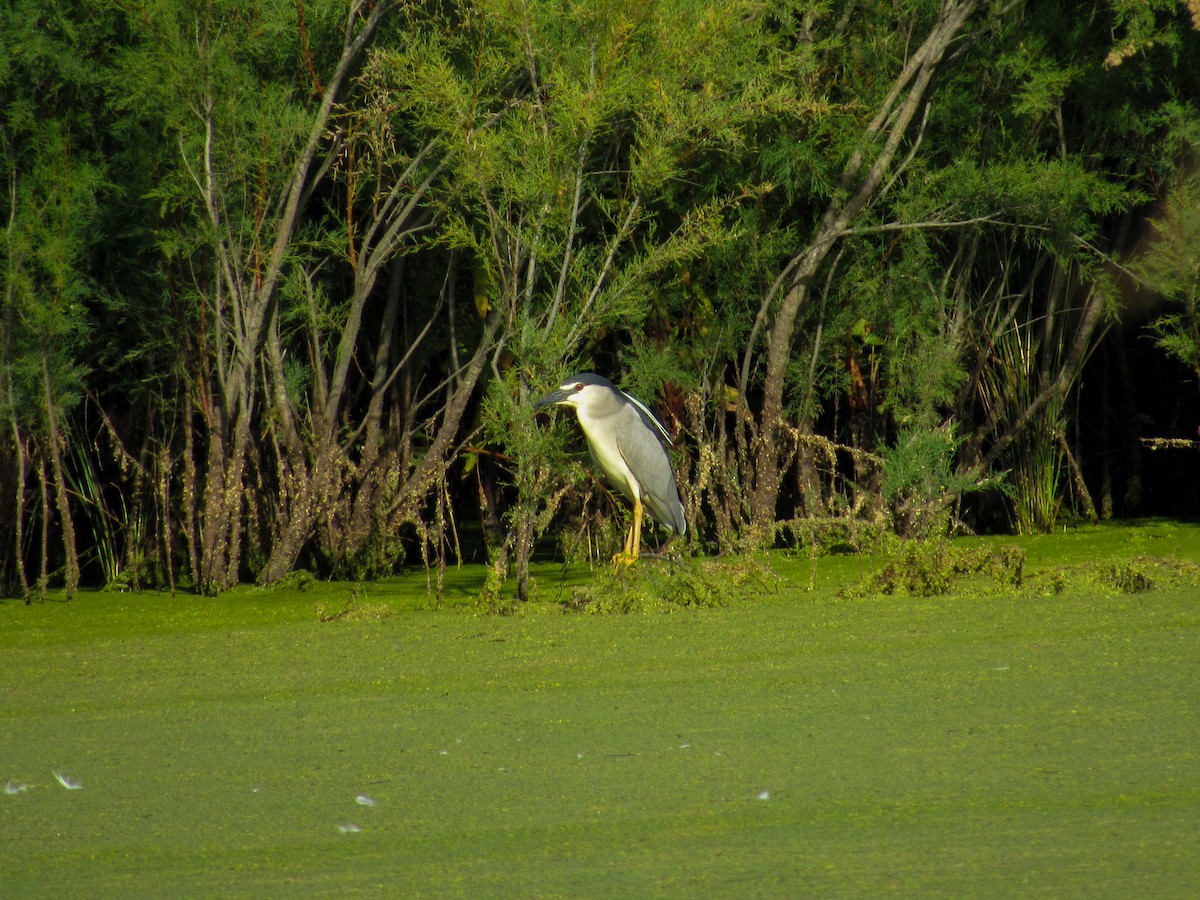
[879,423,983,539]
[388,0,781,572]
[848,536,1200,600]
[978,319,1070,534]
[66,440,134,589]
[1104,560,1155,594]
[3,0,1200,591]
[1103,0,1200,67]
[903,158,1132,243]
[846,540,1026,598]
[315,584,394,622]
[1,0,126,596]
[1025,554,1200,598]
[1136,165,1200,376]
[1,50,104,431]
[564,556,780,614]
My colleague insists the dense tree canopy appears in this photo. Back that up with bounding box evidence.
[3,0,1198,598]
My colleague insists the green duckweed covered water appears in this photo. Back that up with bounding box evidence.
[2,521,1198,897]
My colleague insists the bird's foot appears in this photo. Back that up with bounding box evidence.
[610,551,639,568]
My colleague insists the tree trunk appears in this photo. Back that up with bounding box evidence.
[5,421,31,598]
[180,401,201,588]
[197,428,230,593]
[182,2,394,593]
[388,306,503,530]
[196,400,254,594]
[42,357,79,599]
[746,0,982,536]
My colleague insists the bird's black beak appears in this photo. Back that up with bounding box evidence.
[532,388,570,410]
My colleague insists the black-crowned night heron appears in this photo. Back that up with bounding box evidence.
[533,373,686,565]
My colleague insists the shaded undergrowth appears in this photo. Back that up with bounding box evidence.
[844,540,1200,599]
[487,555,784,615]
[568,556,781,614]
[845,542,1027,598]
[472,524,1200,614]
[315,584,395,622]
[1026,555,1200,597]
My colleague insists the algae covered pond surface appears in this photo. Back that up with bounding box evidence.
[2,522,1199,896]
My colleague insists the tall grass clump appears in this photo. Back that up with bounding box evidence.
[979,325,1065,533]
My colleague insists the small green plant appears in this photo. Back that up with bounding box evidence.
[273,569,315,591]
[67,442,126,588]
[779,516,889,556]
[565,556,780,614]
[977,323,1074,534]
[1103,562,1154,594]
[315,584,393,621]
[1135,168,1200,379]
[880,424,983,539]
[847,541,1026,598]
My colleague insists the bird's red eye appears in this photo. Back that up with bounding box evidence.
[573,383,584,392]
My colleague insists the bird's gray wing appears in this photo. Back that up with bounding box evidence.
[620,389,674,445]
[614,406,686,534]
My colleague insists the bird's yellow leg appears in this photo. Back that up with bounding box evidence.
[632,501,643,560]
[612,499,644,567]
